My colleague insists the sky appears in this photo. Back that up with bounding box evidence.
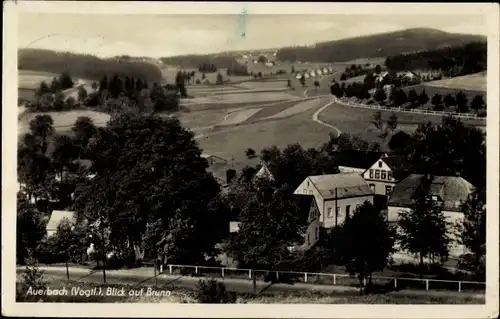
[18,13,487,58]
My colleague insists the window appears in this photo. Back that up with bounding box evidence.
[303,189,308,194]
[381,171,387,180]
[388,171,393,180]
[369,184,375,192]
[378,161,383,168]
[327,207,333,217]
[431,195,438,201]
[375,170,380,179]
[307,181,310,187]
[309,190,313,195]
[385,186,392,196]
[345,205,351,219]
[369,169,374,178]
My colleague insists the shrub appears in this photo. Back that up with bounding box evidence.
[196,279,236,303]
[20,254,47,301]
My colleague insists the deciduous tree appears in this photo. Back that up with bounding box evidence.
[73,113,229,267]
[456,191,486,276]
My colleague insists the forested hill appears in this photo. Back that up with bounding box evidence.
[276,28,486,63]
[160,54,239,69]
[18,48,163,83]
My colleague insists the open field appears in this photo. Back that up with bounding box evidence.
[19,109,110,136]
[161,67,253,85]
[18,70,60,89]
[423,72,486,91]
[341,74,367,84]
[236,80,290,90]
[181,91,298,106]
[196,104,334,166]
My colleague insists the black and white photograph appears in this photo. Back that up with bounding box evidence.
[2,1,499,318]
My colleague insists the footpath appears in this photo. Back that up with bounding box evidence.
[16,266,485,300]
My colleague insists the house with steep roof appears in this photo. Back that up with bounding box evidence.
[46,210,77,237]
[387,174,475,256]
[294,173,374,228]
[253,163,275,182]
[362,155,409,197]
[334,150,387,174]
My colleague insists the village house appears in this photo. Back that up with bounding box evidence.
[387,173,475,257]
[294,173,374,229]
[46,210,77,237]
[334,150,387,174]
[362,155,409,197]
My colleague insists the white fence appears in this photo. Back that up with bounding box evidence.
[333,97,485,121]
[164,264,485,293]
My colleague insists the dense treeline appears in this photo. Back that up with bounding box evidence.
[161,54,238,69]
[330,81,486,115]
[226,62,249,76]
[19,49,163,83]
[385,42,486,75]
[276,28,484,63]
[27,72,180,113]
[198,63,218,73]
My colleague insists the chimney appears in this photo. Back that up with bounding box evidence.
[226,169,236,184]
[425,173,432,181]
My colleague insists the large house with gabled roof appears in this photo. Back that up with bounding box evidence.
[387,173,475,257]
[294,173,374,229]
[361,154,409,197]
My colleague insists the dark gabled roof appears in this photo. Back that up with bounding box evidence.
[307,173,373,200]
[335,150,386,170]
[388,174,475,212]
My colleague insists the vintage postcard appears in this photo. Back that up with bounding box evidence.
[2,1,499,318]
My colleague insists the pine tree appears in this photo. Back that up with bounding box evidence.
[338,201,396,293]
[398,178,451,278]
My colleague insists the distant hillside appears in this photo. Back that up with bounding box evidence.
[385,41,486,74]
[18,49,163,83]
[276,28,486,63]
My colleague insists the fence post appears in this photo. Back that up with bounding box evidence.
[248,269,252,279]
[222,268,225,278]
[394,278,397,289]
[160,264,163,273]
[458,281,461,293]
[425,279,429,291]
[168,265,172,274]
[304,273,308,283]
[195,266,198,274]
[154,266,157,286]
[333,274,336,285]
[276,271,279,281]
[363,278,367,287]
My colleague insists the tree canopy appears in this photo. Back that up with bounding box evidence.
[73,113,230,265]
